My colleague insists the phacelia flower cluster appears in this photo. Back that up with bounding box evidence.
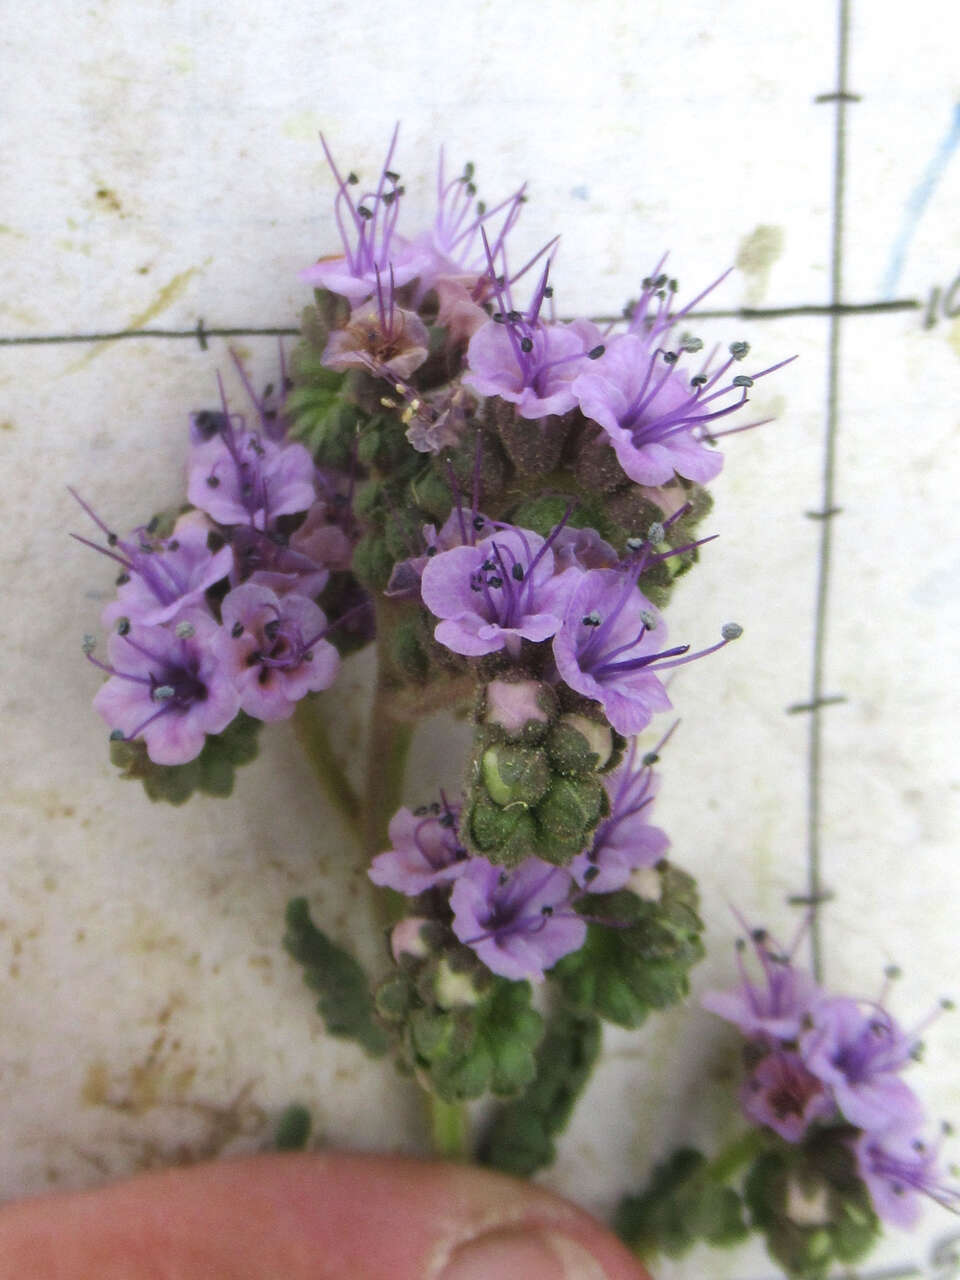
[704,924,959,1229]
[77,367,358,764]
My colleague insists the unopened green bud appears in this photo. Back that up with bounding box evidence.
[548,715,613,774]
[469,794,538,865]
[534,776,605,864]
[481,745,550,808]
[483,679,557,740]
[352,532,394,591]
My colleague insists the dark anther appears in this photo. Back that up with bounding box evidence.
[426,544,438,556]
[303,650,314,662]
[642,752,659,767]
[581,611,602,627]
[541,904,554,916]
[382,191,396,205]
[116,617,131,636]
[668,278,678,291]
[146,516,160,533]
[107,532,118,546]
[384,169,400,181]
[439,811,455,828]
[641,277,652,289]
[507,310,522,323]
[498,872,509,886]
[358,206,373,220]
[492,312,505,324]
[167,539,179,551]
[263,408,278,421]
[263,382,274,397]
[544,286,554,298]
[206,475,220,488]
[473,516,485,531]
[207,531,225,552]
[729,341,750,360]
[231,622,244,638]
[520,337,534,353]
[466,182,477,197]
[116,572,130,586]
[690,374,708,388]
[487,575,503,588]
[732,375,754,388]
[653,274,667,288]
[463,162,475,180]
[264,619,281,641]
[430,802,441,813]
[347,171,358,184]
[246,650,263,667]
[414,805,429,816]
[751,928,768,943]
[109,728,125,741]
[511,563,524,581]
[476,201,486,215]
[588,345,605,359]
[583,865,600,883]
[662,350,678,364]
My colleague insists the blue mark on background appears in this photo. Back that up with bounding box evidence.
[882,103,960,296]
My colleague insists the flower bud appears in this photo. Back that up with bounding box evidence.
[483,679,557,740]
[534,776,606,864]
[547,714,613,774]
[390,917,431,964]
[481,745,551,808]
[468,794,538,865]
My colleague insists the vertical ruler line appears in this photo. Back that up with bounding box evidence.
[807,0,853,982]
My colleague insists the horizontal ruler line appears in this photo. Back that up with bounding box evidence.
[0,298,924,348]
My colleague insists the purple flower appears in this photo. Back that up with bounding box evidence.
[450,856,586,982]
[420,524,580,658]
[386,506,493,599]
[570,739,669,893]
[300,126,431,303]
[856,1126,959,1228]
[187,395,316,532]
[216,584,339,722]
[800,997,925,1133]
[368,801,468,895]
[551,525,619,574]
[71,492,233,628]
[740,1049,834,1143]
[89,611,239,765]
[702,925,821,1043]
[463,263,603,419]
[233,504,352,598]
[552,570,672,735]
[410,151,528,294]
[553,565,740,736]
[322,277,430,380]
[573,333,725,486]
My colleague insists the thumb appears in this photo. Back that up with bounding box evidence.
[0,1151,652,1279]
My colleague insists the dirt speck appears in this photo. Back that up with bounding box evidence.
[736,225,784,304]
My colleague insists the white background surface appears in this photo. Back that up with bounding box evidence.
[2,2,959,1275]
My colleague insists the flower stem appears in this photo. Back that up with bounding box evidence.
[701,1127,768,1185]
[428,1096,471,1162]
[293,696,363,845]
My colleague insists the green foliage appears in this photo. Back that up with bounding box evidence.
[479,1006,602,1176]
[615,1148,749,1259]
[376,953,544,1104]
[551,865,704,1027]
[744,1130,879,1279]
[283,898,389,1058]
[533,775,605,863]
[274,1104,312,1151]
[108,711,262,805]
[285,364,358,468]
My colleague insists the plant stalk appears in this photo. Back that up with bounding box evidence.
[428,1096,471,1162]
[293,697,363,844]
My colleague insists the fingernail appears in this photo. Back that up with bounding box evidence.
[440,1226,608,1280]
